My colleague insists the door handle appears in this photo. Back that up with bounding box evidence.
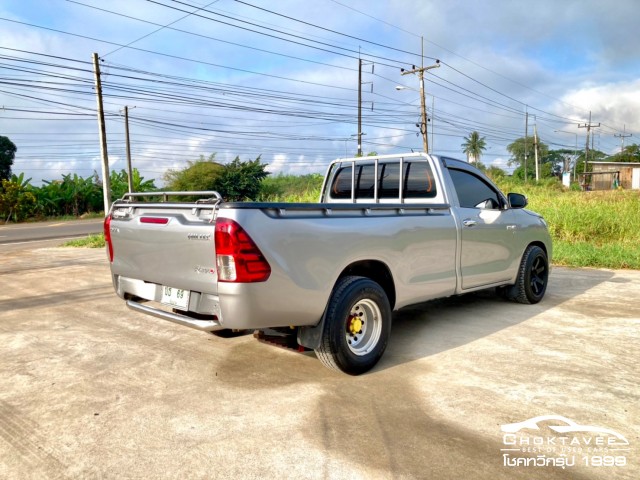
[463,219,477,227]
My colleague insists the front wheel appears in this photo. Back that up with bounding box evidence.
[315,276,392,375]
[505,245,549,304]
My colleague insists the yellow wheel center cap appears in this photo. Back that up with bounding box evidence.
[349,316,363,334]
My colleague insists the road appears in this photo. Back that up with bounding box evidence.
[0,246,638,479]
[0,218,103,252]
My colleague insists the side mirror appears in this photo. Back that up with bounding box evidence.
[507,193,528,209]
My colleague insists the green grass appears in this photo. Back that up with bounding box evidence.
[259,173,323,202]
[496,179,640,269]
[63,233,105,248]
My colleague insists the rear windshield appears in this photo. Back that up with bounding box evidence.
[330,161,437,200]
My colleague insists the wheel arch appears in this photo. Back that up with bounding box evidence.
[526,240,549,260]
[337,260,396,310]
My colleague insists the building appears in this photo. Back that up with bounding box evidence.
[584,161,640,190]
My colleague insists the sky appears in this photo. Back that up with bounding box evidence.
[1,0,640,186]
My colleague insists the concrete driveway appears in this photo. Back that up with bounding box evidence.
[0,247,637,479]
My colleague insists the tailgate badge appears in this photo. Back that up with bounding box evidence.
[194,265,216,275]
[187,233,211,241]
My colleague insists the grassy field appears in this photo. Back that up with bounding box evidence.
[67,174,640,270]
[496,178,640,269]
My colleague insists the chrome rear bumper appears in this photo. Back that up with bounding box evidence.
[126,300,224,332]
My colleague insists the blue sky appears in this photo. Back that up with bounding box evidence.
[1,0,639,184]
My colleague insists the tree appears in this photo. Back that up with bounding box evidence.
[214,156,269,201]
[507,136,552,180]
[163,154,224,191]
[461,131,487,164]
[546,149,575,176]
[574,149,607,175]
[609,143,640,163]
[0,173,36,222]
[36,173,102,217]
[110,168,157,201]
[0,136,17,182]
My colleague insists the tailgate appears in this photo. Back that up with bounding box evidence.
[109,204,218,296]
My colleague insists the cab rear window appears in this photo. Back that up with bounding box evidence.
[330,161,437,200]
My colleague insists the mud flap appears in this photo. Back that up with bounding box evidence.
[296,314,326,350]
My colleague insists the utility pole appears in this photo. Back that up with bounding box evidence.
[356,56,373,157]
[92,52,111,214]
[524,108,529,183]
[357,57,362,156]
[124,106,134,193]
[430,94,435,153]
[614,124,632,154]
[578,111,600,174]
[401,39,440,153]
[533,118,539,182]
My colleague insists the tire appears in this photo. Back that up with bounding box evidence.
[315,276,392,375]
[505,245,549,304]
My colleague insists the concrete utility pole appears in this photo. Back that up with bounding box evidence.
[124,106,134,193]
[401,37,439,153]
[357,58,362,156]
[578,111,600,174]
[524,108,529,183]
[92,52,111,214]
[401,61,440,153]
[614,125,632,154]
[555,129,578,181]
[533,119,539,182]
[356,56,373,156]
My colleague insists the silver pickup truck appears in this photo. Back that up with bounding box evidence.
[105,153,551,375]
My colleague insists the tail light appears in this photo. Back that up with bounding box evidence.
[104,214,114,262]
[215,218,271,283]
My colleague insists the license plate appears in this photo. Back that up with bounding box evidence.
[160,285,190,310]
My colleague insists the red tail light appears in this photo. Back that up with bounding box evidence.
[215,218,271,283]
[104,214,114,262]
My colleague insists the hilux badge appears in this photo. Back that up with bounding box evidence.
[187,233,211,241]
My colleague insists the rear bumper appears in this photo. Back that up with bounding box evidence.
[113,274,326,331]
[125,300,224,332]
[115,275,225,332]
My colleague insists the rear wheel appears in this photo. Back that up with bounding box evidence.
[505,245,549,304]
[315,276,391,375]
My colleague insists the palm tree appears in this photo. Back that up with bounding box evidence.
[461,131,487,164]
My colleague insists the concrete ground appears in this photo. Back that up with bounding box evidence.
[0,247,638,480]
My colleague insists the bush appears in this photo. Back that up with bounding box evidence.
[0,174,36,222]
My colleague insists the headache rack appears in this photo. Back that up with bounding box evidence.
[109,191,224,221]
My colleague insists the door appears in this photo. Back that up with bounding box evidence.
[632,168,640,190]
[448,168,519,289]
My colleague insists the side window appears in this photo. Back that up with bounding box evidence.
[405,162,437,198]
[356,164,375,199]
[448,169,501,209]
[330,160,439,201]
[330,166,352,199]
[379,163,402,198]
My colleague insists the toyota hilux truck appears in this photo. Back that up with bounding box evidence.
[104,153,552,375]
